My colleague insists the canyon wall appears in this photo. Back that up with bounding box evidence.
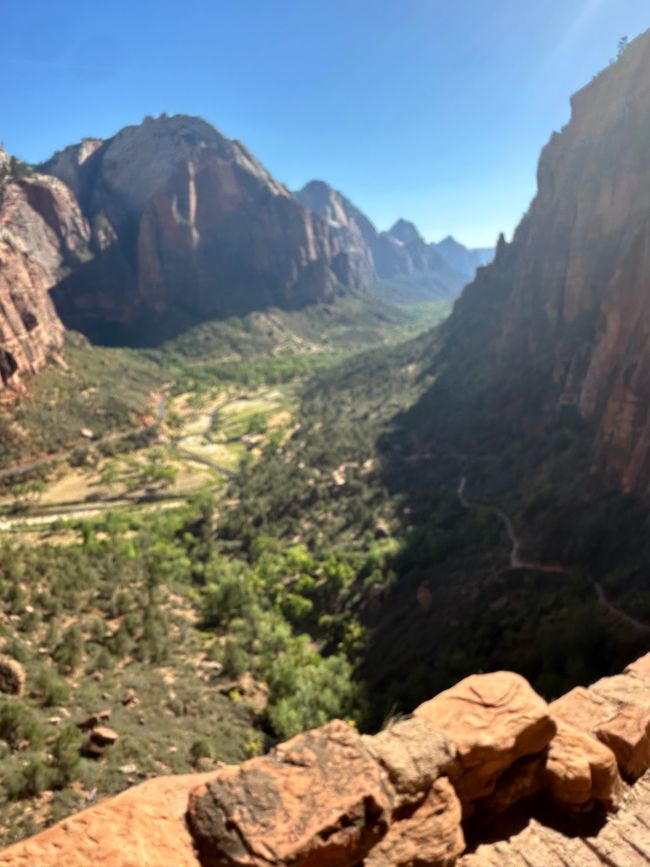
[43,116,371,345]
[0,151,91,390]
[445,31,650,495]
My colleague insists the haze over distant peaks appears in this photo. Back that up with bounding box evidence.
[296,180,492,304]
[387,219,424,245]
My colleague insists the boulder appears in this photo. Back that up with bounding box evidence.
[364,778,465,867]
[90,726,119,747]
[414,672,556,805]
[361,716,457,807]
[551,686,650,780]
[597,705,650,780]
[542,722,622,811]
[472,755,544,821]
[187,720,393,867]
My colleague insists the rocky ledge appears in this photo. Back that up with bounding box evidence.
[4,657,650,866]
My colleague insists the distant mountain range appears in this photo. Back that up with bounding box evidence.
[0,112,493,386]
[295,180,493,303]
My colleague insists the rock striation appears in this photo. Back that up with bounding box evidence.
[42,115,372,345]
[5,660,650,866]
[0,151,91,390]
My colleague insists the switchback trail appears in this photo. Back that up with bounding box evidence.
[457,475,650,634]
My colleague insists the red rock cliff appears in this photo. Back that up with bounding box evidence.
[43,115,370,345]
[0,150,91,389]
[447,30,650,495]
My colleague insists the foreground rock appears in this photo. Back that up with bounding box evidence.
[414,672,556,809]
[7,662,650,866]
[0,773,216,867]
[460,772,650,867]
[188,717,463,867]
[551,686,650,780]
[364,778,464,867]
[542,722,622,811]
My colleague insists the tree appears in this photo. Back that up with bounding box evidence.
[618,36,629,59]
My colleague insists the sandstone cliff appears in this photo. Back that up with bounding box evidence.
[4,657,650,866]
[42,116,370,345]
[0,150,91,389]
[296,180,469,301]
[443,30,650,496]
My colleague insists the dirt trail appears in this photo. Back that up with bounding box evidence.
[457,475,650,634]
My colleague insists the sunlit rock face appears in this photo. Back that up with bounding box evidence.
[0,155,91,389]
[43,115,369,346]
[443,31,650,496]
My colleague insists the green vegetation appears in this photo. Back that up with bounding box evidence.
[0,495,365,844]
[4,290,643,844]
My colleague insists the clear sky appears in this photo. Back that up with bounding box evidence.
[2,1,648,247]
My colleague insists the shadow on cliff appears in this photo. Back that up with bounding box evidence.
[359,345,650,727]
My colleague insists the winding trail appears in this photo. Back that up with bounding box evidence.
[457,475,650,634]
[457,477,566,573]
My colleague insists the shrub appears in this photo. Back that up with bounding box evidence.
[33,668,69,707]
[0,698,44,749]
[50,726,82,787]
[189,738,213,764]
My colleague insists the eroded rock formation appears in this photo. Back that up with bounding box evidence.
[0,152,91,390]
[5,660,650,866]
[42,116,372,345]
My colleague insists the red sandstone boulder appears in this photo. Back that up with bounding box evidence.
[361,716,458,807]
[364,778,464,867]
[542,722,622,811]
[414,672,556,805]
[187,720,393,867]
[551,686,650,780]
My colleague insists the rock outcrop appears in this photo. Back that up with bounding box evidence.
[443,29,650,497]
[42,116,371,345]
[0,773,217,867]
[0,152,91,389]
[7,661,650,866]
[295,180,470,302]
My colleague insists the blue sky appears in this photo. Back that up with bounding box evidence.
[2,1,648,246]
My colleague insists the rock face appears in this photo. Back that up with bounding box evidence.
[295,181,468,301]
[42,116,369,345]
[0,153,91,389]
[9,662,650,867]
[444,30,650,496]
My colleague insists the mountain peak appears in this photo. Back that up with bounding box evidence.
[387,218,423,245]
